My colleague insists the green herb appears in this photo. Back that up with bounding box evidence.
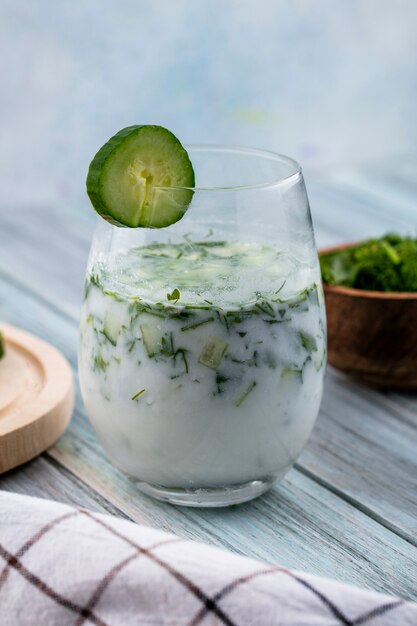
[299,332,318,354]
[198,240,226,248]
[0,331,5,360]
[185,304,212,311]
[167,288,180,303]
[216,372,229,385]
[320,234,417,292]
[216,311,230,333]
[180,317,214,332]
[274,280,286,296]
[101,329,117,346]
[102,289,124,303]
[161,332,175,356]
[255,301,275,317]
[215,371,230,394]
[93,353,108,373]
[84,273,100,299]
[127,339,136,353]
[229,356,247,364]
[174,348,189,374]
[234,381,257,407]
[131,388,146,401]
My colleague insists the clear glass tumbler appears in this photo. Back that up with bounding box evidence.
[79,146,326,506]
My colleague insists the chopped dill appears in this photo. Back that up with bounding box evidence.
[234,381,257,407]
[93,353,108,373]
[180,317,214,332]
[131,388,146,401]
[299,332,318,354]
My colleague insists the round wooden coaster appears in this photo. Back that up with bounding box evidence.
[0,324,74,473]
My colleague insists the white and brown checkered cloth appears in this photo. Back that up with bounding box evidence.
[0,492,415,625]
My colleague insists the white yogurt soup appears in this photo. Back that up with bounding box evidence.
[79,239,326,499]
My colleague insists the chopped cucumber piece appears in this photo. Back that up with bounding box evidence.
[280,367,303,382]
[140,323,162,357]
[198,336,228,369]
[102,313,123,346]
[278,367,303,395]
[87,125,195,228]
[0,331,5,360]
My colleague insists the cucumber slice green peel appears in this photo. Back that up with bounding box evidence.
[86,125,195,228]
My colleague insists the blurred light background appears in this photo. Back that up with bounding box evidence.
[1,0,416,211]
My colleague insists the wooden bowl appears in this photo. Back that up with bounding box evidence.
[320,243,417,390]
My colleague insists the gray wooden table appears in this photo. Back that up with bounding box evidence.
[1,157,416,600]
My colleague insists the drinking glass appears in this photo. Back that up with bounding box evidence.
[79,146,326,506]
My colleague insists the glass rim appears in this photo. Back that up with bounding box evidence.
[155,144,302,192]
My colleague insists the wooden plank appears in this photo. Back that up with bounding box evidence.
[299,368,417,538]
[0,454,124,516]
[1,260,417,599]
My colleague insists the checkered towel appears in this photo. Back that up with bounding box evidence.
[0,492,415,625]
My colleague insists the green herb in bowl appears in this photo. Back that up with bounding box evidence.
[320,233,417,292]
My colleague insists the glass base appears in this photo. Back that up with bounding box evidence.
[132,477,276,507]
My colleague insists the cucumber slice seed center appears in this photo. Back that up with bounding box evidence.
[87,125,195,228]
[126,162,156,223]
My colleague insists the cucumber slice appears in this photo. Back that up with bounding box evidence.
[0,331,4,360]
[198,337,228,369]
[87,125,195,228]
[102,313,122,346]
[140,323,162,357]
